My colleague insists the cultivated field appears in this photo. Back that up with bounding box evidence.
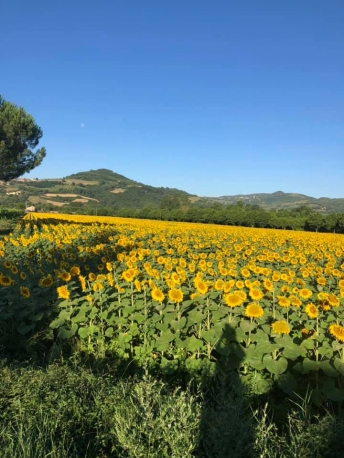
[1,213,344,403]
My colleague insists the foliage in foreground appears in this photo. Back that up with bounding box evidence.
[0,361,344,458]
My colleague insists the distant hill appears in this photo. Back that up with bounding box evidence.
[1,169,344,213]
[0,169,196,211]
[202,191,344,213]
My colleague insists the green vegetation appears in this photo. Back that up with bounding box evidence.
[0,95,46,182]
[1,169,344,233]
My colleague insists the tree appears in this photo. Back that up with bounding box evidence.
[0,95,46,181]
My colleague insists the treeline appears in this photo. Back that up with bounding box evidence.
[81,203,344,233]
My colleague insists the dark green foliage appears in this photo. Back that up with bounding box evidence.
[0,95,46,181]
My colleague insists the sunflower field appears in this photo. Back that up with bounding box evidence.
[1,212,344,405]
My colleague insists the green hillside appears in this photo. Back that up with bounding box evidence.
[1,169,344,214]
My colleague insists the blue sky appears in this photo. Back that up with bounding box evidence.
[2,0,343,198]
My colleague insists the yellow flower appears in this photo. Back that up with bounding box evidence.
[39,275,54,288]
[329,324,344,342]
[245,303,264,318]
[299,288,313,300]
[214,279,224,291]
[88,272,96,281]
[106,262,113,272]
[93,281,104,292]
[0,275,12,286]
[134,279,142,292]
[152,288,165,302]
[20,286,30,298]
[20,272,27,280]
[249,288,264,301]
[168,288,183,303]
[327,294,340,307]
[241,268,251,278]
[122,269,136,282]
[305,303,318,319]
[57,285,70,300]
[70,266,80,276]
[224,292,243,308]
[263,279,273,292]
[271,320,291,335]
[194,279,208,295]
[277,296,290,308]
[79,275,87,291]
[236,280,245,289]
[60,272,72,282]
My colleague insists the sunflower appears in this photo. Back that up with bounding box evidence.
[220,280,229,293]
[168,288,183,303]
[122,269,136,282]
[263,279,273,292]
[271,320,291,335]
[20,271,27,280]
[60,272,72,282]
[249,288,264,301]
[11,266,18,275]
[195,279,208,295]
[316,277,326,286]
[277,296,290,308]
[88,272,96,281]
[214,279,224,291]
[3,260,11,269]
[289,296,302,307]
[245,303,264,318]
[241,268,250,278]
[171,272,180,284]
[327,294,340,307]
[224,292,243,308]
[301,328,314,336]
[93,281,104,292]
[305,303,318,319]
[0,275,12,286]
[79,275,87,291]
[329,324,344,342]
[152,288,165,302]
[57,285,70,300]
[236,280,245,289]
[299,288,313,300]
[39,275,54,288]
[19,286,30,298]
[70,266,81,276]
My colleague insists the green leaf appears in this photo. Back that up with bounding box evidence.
[185,336,204,352]
[240,320,255,333]
[263,355,288,375]
[255,341,279,356]
[59,324,78,339]
[302,358,320,373]
[300,338,315,350]
[251,372,273,395]
[201,329,217,344]
[50,317,66,329]
[277,371,297,396]
[333,358,344,376]
[187,310,206,325]
[170,317,187,331]
[105,327,114,337]
[319,360,338,377]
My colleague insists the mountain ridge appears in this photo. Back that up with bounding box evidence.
[1,169,344,213]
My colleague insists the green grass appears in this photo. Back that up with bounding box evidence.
[1,361,344,458]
